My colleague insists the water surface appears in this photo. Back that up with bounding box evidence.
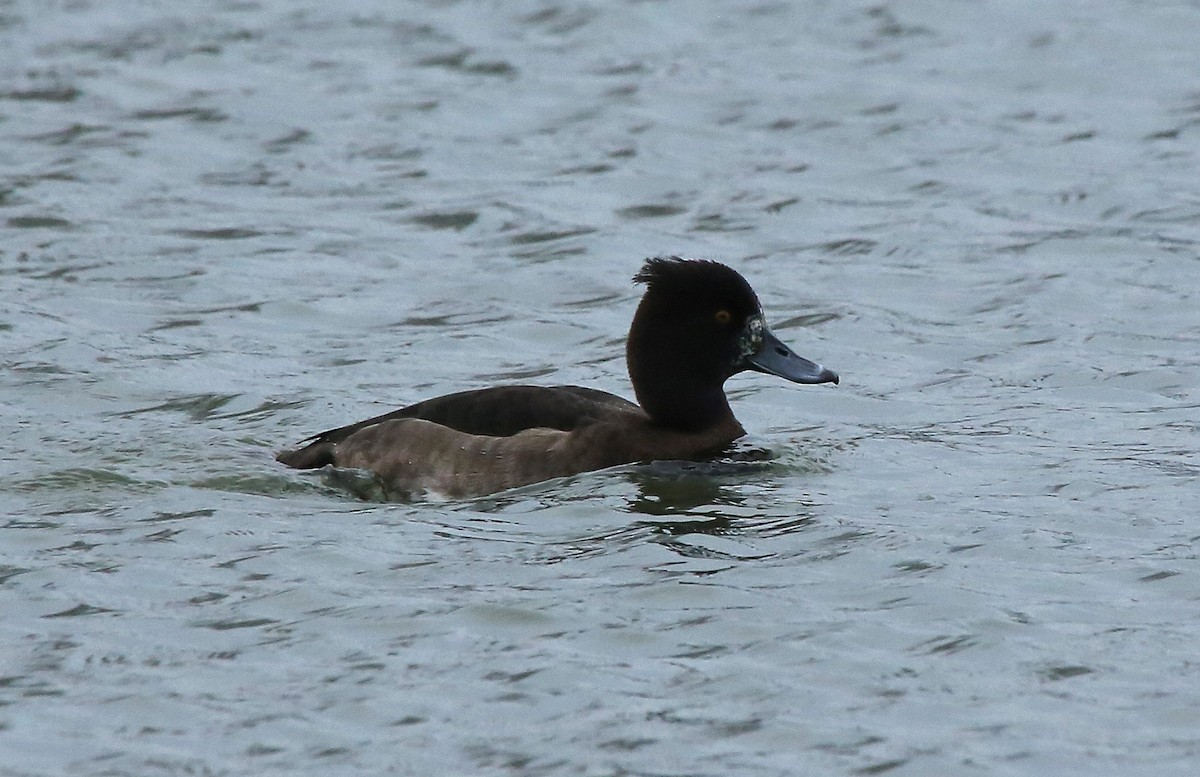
[2,2,1198,775]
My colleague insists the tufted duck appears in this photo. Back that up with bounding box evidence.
[277,257,838,499]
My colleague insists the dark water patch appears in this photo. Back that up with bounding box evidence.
[17,260,109,281]
[196,617,279,631]
[200,166,275,187]
[2,85,81,102]
[264,128,312,153]
[691,212,753,233]
[555,162,615,175]
[3,518,62,530]
[192,472,327,498]
[136,508,216,524]
[511,243,588,261]
[1138,569,1180,583]
[186,301,264,316]
[209,399,306,424]
[25,123,110,146]
[116,393,239,421]
[520,5,597,35]
[912,634,980,656]
[43,603,118,619]
[416,49,516,77]
[171,227,266,240]
[597,736,657,752]
[765,117,800,131]
[148,318,202,331]
[815,238,878,256]
[892,559,943,576]
[1144,127,1182,141]
[350,143,424,162]
[861,102,900,116]
[748,514,819,538]
[472,366,557,382]
[910,179,947,194]
[639,516,735,538]
[189,592,228,606]
[616,203,686,219]
[7,359,71,377]
[391,309,510,328]
[320,355,367,367]
[44,539,101,554]
[6,216,74,230]
[855,758,910,775]
[11,468,145,494]
[775,312,841,328]
[140,527,184,543]
[1129,205,1200,224]
[507,227,595,245]
[409,210,479,230]
[560,291,624,308]
[0,565,33,585]
[624,466,776,517]
[764,196,801,213]
[655,538,769,563]
[130,106,228,123]
[1037,664,1095,682]
[864,4,936,38]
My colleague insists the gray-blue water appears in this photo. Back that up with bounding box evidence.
[3,2,1198,775]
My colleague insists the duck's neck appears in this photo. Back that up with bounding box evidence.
[634,379,738,432]
[626,341,739,431]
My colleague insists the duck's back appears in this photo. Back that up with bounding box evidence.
[392,384,642,436]
[276,385,644,490]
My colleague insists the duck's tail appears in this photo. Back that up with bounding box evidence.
[276,440,336,469]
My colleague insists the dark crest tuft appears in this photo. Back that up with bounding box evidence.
[632,256,759,309]
[633,256,749,289]
[633,255,688,286]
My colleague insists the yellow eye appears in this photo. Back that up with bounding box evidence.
[714,310,732,325]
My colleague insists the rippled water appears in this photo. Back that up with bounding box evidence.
[3,1,1199,775]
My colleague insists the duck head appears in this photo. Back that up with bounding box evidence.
[626,256,838,430]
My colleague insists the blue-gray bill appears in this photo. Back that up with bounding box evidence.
[745,328,839,385]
